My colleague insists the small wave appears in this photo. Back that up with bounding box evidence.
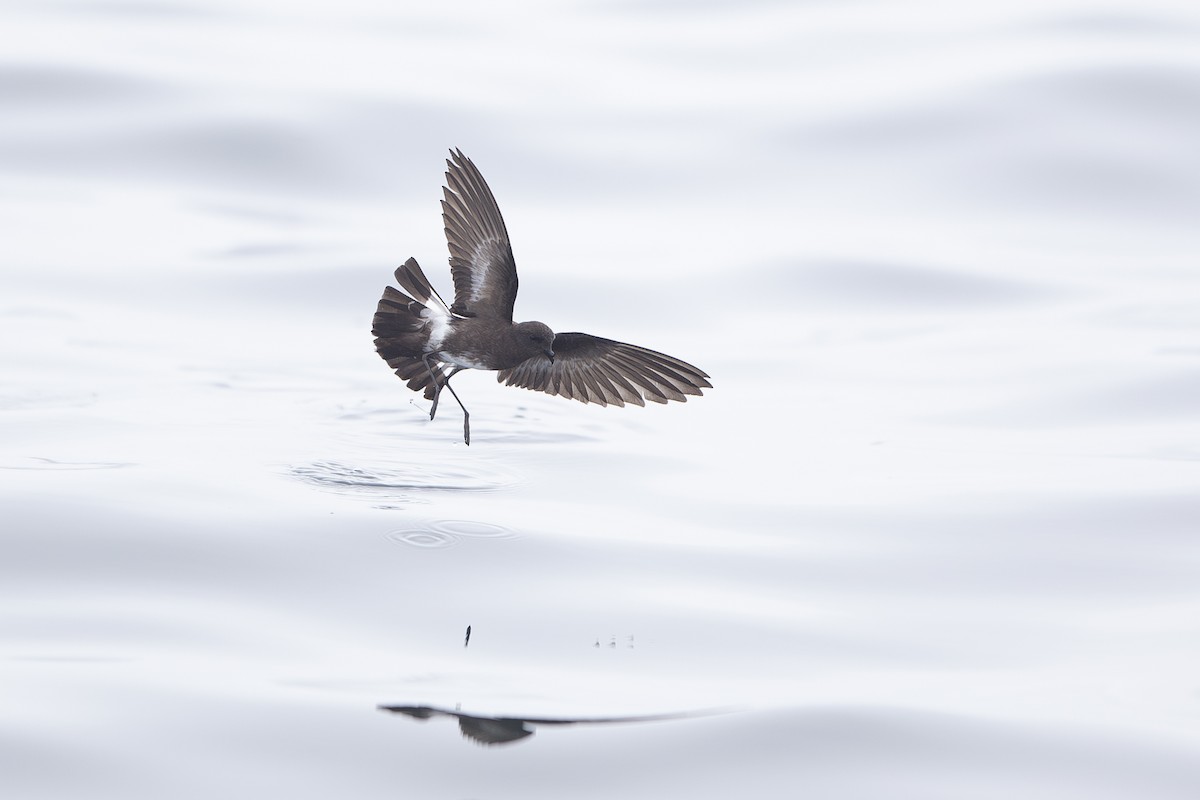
[0,456,134,471]
[0,393,98,411]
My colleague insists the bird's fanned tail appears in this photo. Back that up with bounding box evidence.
[372,258,450,400]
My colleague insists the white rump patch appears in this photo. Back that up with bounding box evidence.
[423,299,452,350]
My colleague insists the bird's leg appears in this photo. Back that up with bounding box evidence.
[422,354,445,420]
[422,355,471,444]
[440,371,471,445]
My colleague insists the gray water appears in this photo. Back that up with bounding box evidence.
[3,1,1200,797]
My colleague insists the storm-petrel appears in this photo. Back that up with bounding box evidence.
[372,149,711,444]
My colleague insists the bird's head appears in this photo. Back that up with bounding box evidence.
[515,321,555,363]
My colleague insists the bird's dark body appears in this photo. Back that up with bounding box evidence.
[374,288,549,373]
[372,149,710,443]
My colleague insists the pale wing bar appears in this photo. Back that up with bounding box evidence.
[442,149,518,320]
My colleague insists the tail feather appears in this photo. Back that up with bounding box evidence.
[386,355,444,401]
[372,257,448,400]
[393,257,452,315]
[373,286,426,337]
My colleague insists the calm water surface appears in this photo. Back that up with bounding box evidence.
[3,1,1200,797]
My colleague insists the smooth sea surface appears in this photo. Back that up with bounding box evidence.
[3,1,1200,797]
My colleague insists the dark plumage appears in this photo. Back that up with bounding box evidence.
[372,149,711,443]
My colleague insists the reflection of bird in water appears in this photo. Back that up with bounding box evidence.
[378,704,703,746]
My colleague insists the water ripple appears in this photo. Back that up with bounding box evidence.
[385,529,459,550]
[290,459,516,497]
[385,519,517,550]
[429,519,515,540]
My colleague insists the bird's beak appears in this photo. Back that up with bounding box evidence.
[544,349,555,364]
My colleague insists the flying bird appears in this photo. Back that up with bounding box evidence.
[372,149,710,444]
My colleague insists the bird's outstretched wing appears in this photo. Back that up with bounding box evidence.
[442,149,519,321]
[497,333,711,407]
